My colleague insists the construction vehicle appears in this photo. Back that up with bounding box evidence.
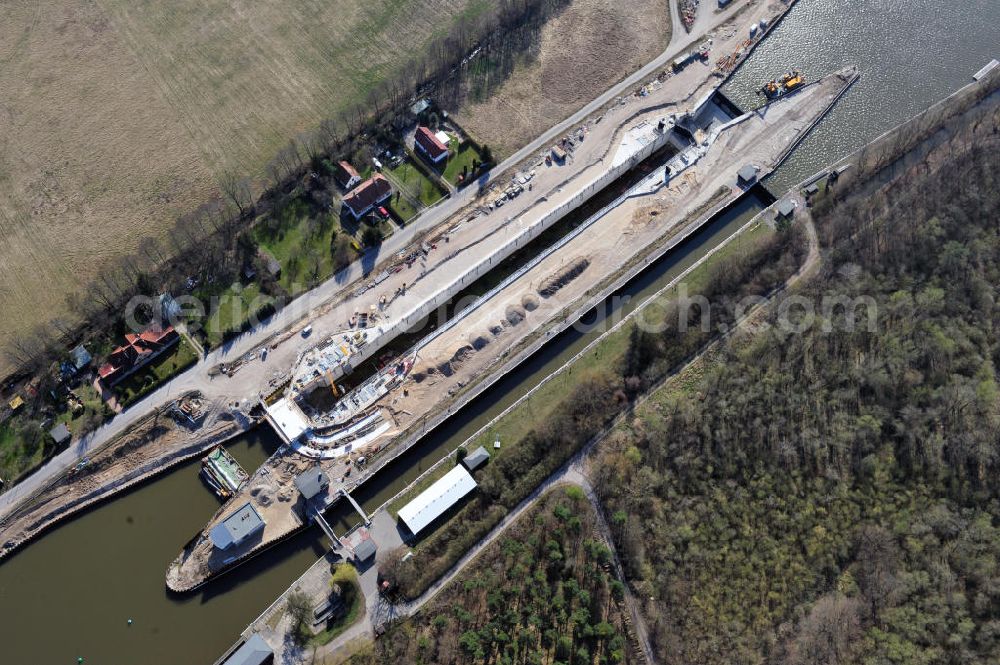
[326,368,340,398]
[759,71,805,99]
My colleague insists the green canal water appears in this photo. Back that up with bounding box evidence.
[0,1,997,662]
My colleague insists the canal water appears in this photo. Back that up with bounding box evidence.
[0,429,329,665]
[723,0,1000,192]
[1,1,997,662]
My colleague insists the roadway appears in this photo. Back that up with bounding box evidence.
[0,0,761,522]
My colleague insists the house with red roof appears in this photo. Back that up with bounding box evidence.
[414,126,450,164]
[98,325,179,387]
[342,174,393,220]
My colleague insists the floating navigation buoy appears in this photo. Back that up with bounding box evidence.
[78,658,84,664]
[128,618,133,626]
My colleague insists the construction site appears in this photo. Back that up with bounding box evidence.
[166,0,857,592]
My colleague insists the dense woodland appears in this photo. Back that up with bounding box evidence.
[353,488,637,665]
[595,103,1000,663]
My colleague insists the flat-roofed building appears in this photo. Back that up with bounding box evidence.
[210,502,265,550]
[462,446,490,472]
[223,633,273,665]
[294,467,330,501]
[775,199,797,220]
[354,537,377,562]
[737,163,759,186]
[397,465,477,536]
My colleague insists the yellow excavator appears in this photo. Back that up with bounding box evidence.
[760,70,805,99]
[326,368,340,398]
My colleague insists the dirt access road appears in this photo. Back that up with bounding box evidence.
[170,60,851,591]
[0,0,766,526]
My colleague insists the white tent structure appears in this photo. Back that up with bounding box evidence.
[398,465,477,535]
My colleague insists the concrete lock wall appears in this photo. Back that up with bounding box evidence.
[334,126,675,378]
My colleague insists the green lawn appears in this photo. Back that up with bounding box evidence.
[53,383,107,436]
[198,282,272,348]
[387,194,418,223]
[114,338,199,407]
[0,422,40,485]
[254,197,358,296]
[442,141,484,186]
[388,160,445,207]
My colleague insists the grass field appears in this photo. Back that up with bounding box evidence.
[388,160,446,207]
[253,197,359,297]
[0,0,487,374]
[0,422,40,485]
[197,282,272,348]
[441,141,485,186]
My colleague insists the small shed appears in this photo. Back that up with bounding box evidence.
[257,248,282,277]
[410,98,432,116]
[354,538,377,562]
[462,446,490,472]
[804,183,820,197]
[49,423,71,446]
[294,467,330,501]
[224,633,273,665]
[737,164,758,185]
[775,199,797,220]
[551,145,567,162]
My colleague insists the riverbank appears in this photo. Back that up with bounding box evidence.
[0,394,254,561]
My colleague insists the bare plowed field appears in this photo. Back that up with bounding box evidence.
[0,0,476,372]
